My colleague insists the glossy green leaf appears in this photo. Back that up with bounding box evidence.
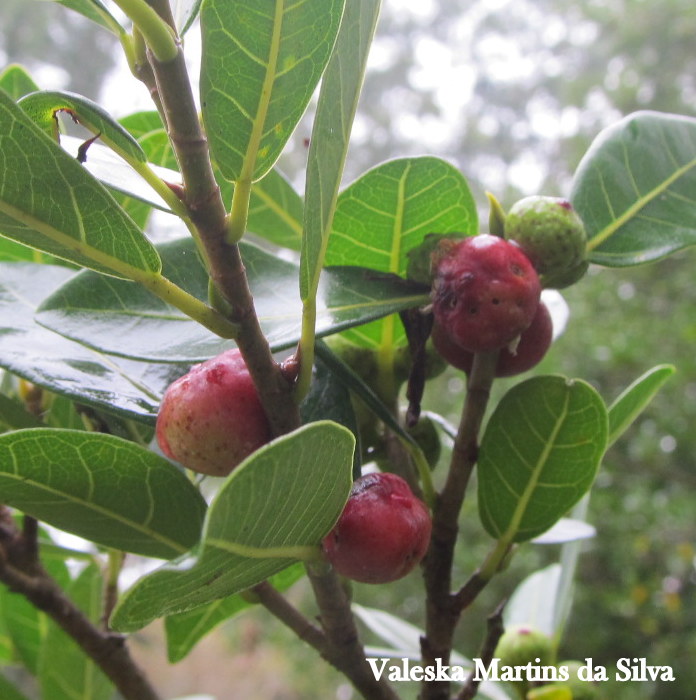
[0,262,190,422]
[0,90,161,279]
[36,238,429,362]
[300,0,382,299]
[200,0,345,182]
[0,429,207,558]
[39,564,113,700]
[607,364,675,447]
[39,0,123,35]
[111,421,354,632]
[0,64,40,100]
[478,376,608,543]
[326,156,477,348]
[165,563,304,662]
[19,90,146,162]
[572,111,696,266]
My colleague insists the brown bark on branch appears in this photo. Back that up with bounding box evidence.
[420,352,499,700]
[0,508,160,700]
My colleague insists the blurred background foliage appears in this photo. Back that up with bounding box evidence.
[1,0,694,698]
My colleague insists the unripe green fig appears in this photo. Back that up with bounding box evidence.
[495,624,556,697]
[505,196,588,289]
[555,661,601,700]
[495,624,555,668]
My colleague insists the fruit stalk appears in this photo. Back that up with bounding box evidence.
[421,350,499,700]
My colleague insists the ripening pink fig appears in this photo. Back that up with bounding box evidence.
[156,349,271,477]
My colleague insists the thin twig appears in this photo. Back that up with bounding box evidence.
[456,601,506,700]
[306,563,401,700]
[0,510,160,700]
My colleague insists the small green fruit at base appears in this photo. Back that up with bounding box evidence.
[495,624,555,668]
[322,472,432,584]
[431,234,541,352]
[555,661,601,700]
[156,348,272,477]
[505,196,588,289]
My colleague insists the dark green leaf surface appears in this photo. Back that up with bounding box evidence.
[165,563,304,662]
[111,421,354,632]
[0,91,161,278]
[0,64,40,100]
[39,564,113,700]
[200,0,345,182]
[0,262,190,421]
[478,376,608,543]
[572,111,696,266]
[37,238,429,362]
[326,156,476,348]
[607,364,675,447]
[300,0,382,299]
[0,429,207,558]
[19,90,146,162]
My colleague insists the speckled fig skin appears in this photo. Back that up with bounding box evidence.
[431,234,541,352]
[505,196,588,289]
[322,472,432,584]
[156,349,272,477]
[432,300,553,377]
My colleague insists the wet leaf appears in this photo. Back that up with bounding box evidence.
[36,238,429,362]
[0,262,189,422]
[0,91,161,279]
[200,0,345,182]
[478,376,608,543]
[0,428,207,559]
[111,421,353,632]
[572,111,696,266]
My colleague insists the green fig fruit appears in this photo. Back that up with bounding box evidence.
[505,196,588,289]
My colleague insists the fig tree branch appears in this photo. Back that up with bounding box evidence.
[0,508,160,700]
[456,601,506,700]
[420,351,499,700]
[141,0,299,436]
